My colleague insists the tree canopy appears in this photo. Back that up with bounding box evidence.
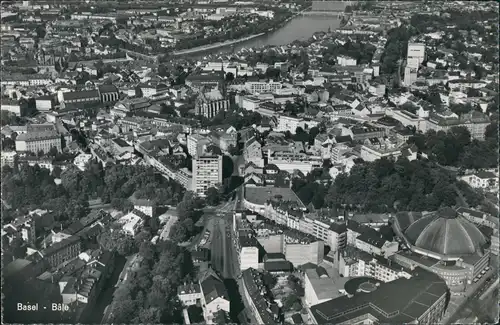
[380,25,416,75]
[106,191,202,324]
[293,158,482,213]
[1,162,184,225]
[407,126,498,169]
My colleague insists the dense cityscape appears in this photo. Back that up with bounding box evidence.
[1,0,498,324]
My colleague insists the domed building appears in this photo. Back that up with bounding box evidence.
[390,207,491,292]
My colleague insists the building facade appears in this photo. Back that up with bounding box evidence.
[195,90,229,119]
[192,155,223,197]
[284,240,324,266]
[41,236,82,268]
[15,131,62,153]
[406,43,426,69]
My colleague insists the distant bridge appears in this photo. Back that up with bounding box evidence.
[311,0,354,11]
[301,11,345,16]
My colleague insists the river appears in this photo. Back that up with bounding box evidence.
[235,15,342,50]
[187,14,342,59]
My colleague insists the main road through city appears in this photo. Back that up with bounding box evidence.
[208,185,251,323]
[210,185,244,279]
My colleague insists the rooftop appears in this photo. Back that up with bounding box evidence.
[3,259,32,278]
[264,260,293,273]
[201,274,228,303]
[239,235,259,248]
[344,276,380,295]
[41,235,80,257]
[244,186,305,208]
[112,138,131,148]
[305,267,338,301]
[178,282,201,295]
[310,267,448,324]
[16,130,59,142]
[242,268,276,325]
[395,208,489,257]
[98,84,119,94]
[63,89,100,101]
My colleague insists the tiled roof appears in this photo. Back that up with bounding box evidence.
[41,235,80,257]
[63,89,100,101]
[201,275,228,303]
[16,130,59,142]
[242,268,276,325]
[264,260,293,272]
[98,84,118,94]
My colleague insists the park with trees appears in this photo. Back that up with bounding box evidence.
[0,157,211,323]
[290,122,496,213]
[1,158,207,324]
[103,189,207,324]
[292,155,484,214]
[1,161,184,225]
[66,174,208,322]
[407,125,498,170]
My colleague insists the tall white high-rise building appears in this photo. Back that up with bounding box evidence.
[192,155,223,197]
[404,66,418,86]
[406,43,426,69]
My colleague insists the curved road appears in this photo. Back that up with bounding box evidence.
[172,33,266,56]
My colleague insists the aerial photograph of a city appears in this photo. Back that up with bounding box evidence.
[0,0,498,324]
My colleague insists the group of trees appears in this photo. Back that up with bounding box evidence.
[380,24,416,75]
[105,190,205,324]
[1,163,81,223]
[167,8,292,52]
[292,168,332,209]
[62,163,184,207]
[448,102,478,117]
[1,162,185,226]
[202,109,263,130]
[242,47,309,74]
[244,49,291,67]
[107,240,192,324]
[321,38,377,66]
[283,99,305,116]
[173,15,262,51]
[283,126,321,145]
[410,9,497,43]
[168,191,205,243]
[67,51,126,63]
[408,9,498,64]
[292,158,482,213]
[381,7,498,77]
[408,126,498,170]
[291,124,496,212]
[1,110,25,127]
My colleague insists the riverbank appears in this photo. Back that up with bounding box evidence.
[171,32,266,56]
[171,8,308,57]
[172,6,343,59]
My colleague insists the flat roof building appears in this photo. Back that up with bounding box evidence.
[309,267,448,324]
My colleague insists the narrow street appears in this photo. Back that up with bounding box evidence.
[83,255,126,324]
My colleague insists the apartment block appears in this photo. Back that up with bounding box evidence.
[192,155,223,197]
[40,235,82,268]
